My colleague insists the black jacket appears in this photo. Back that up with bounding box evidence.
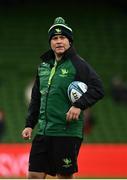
[25,47,104,133]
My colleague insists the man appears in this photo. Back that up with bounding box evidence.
[22,17,104,179]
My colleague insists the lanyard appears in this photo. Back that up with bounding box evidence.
[48,60,57,85]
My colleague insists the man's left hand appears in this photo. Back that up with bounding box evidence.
[66,106,81,121]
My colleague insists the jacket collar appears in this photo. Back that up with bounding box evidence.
[40,46,77,62]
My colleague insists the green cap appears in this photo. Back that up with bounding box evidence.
[48,17,73,43]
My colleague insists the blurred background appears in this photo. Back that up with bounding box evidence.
[0,0,127,178]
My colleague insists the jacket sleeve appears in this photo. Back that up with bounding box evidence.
[25,74,41,129]
[72,57,104,110]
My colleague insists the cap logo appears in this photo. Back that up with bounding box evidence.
[55,28,62,34]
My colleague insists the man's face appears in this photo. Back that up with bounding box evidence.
[50,35,70,56]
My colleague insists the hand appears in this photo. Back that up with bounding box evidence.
[22,127,33,140]
[66,106,81,122]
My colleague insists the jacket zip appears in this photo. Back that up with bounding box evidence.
[43,85,50,135]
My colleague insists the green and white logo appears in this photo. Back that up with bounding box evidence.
[59,68,68,77]
[62,158,72,168]
[55,28,62,34]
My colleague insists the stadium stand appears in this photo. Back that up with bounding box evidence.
[0,1,127,143]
